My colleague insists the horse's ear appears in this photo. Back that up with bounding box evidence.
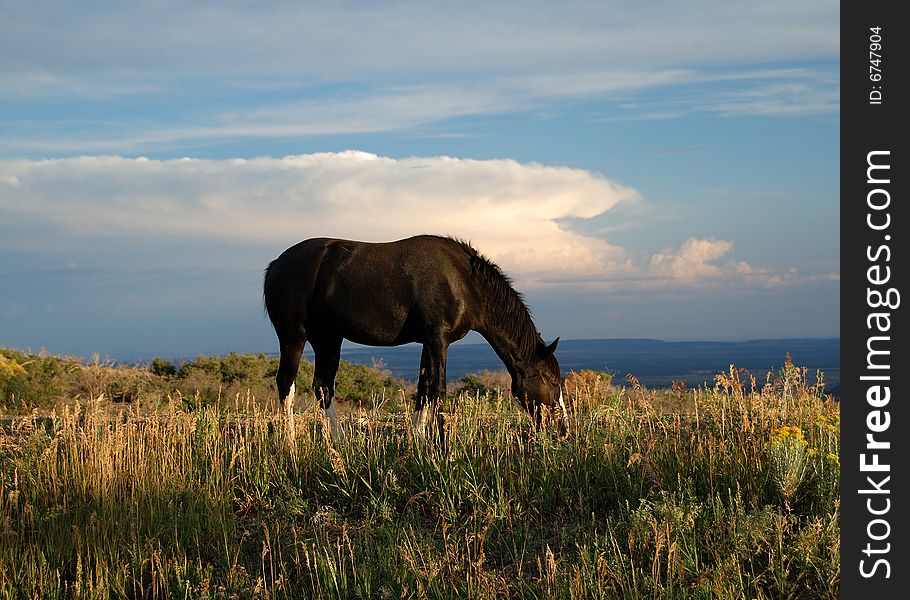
[546,337,560,354]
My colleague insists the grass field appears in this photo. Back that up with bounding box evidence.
[0,350,839,598]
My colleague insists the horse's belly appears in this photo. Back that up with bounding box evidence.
[345,330,416,347]
[313,302,418,346]
[339,323,419,347]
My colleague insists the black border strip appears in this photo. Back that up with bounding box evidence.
[841,2,907,596]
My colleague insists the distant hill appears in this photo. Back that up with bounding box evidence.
[326,337,840,393]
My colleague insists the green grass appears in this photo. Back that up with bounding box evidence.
[0,351,839,598]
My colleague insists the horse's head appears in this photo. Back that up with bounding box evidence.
[512,337,568,433]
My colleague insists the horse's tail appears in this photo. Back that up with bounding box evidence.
[263,260,274,309]
[262,259,280,328]
[262,239,324,340]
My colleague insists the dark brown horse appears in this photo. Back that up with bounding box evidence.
[263,235,565,439]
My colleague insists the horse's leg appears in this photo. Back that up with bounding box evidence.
[412,336,448,442]
[312,337,344,441]
[430,340,449,444]
[412,345,433,436]
[277,337,306,441]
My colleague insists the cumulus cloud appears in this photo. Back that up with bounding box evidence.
[643,237,838,289]
[1,152,824,291]
[1,152,638,281]
[649,238,735,281]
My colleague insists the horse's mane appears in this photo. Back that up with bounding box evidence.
[443,236,541,360]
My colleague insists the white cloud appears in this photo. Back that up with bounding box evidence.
[0,65,838,157]
[0,152,637,281]
[643,237,836,289]
[0,152,826,291]
[649,238,735,281]
[709,79,840,117]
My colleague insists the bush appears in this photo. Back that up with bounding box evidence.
[150,357,177,378]
[172,353,280,407]
[78,364,166,404]
[334,360,405,408]
[218,352,275,384]
[0,349,82,412]
[0,353,28,411]
[455,369,511,400]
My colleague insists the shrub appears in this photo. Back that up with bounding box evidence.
[0,353,28,411]
[334,360,405,408]
[564,369,613,413]
[218,352,275,384]
[455,369,511,400]
[78,364,165,404]
[0,349,82,411]
[150,357,177,378]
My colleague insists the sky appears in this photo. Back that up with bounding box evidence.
[0,1,840,360]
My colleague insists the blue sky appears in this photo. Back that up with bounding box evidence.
[0,1,839,359]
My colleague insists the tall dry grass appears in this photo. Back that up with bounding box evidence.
[0,357,838,598]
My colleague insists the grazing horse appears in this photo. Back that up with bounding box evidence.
[263,235,565,439]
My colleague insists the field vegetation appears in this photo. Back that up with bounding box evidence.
[1,349,839,598]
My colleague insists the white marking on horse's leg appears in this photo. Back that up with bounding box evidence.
[325,401,344,441]
[286,383,296,412]
[411,405,429,437]
[558,390,569,423]
[284,383,296,441]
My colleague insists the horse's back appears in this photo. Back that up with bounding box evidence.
[264,236,477,345]
[268,235,471,289]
